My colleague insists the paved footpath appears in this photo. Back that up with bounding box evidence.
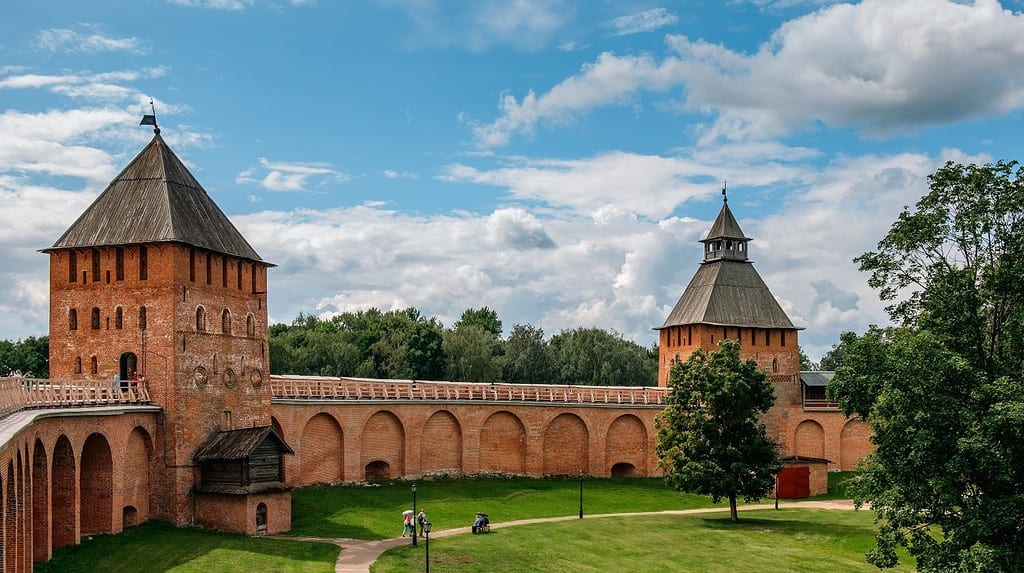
[274,500,859,573]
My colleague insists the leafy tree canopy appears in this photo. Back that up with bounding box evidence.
[829,160,1024,572]
[0,335,49,378]
[655,339,781,522]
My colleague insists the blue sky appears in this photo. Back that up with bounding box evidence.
[2,0,1024,361]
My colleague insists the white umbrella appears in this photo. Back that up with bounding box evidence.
[403,509,414,516]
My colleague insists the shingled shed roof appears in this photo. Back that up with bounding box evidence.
[701,200,749,241]
[47,133,268,263]
[193,426,293,462]
[800,371,835,387]
[659,260,798,329]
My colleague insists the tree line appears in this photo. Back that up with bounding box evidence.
[269,307,660,386]
[0,336,49,378]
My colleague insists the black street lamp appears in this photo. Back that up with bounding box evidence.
[411,483,418,547]
[423,519,432,573]
[578,470,585,519]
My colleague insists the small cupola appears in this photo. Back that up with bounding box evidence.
[699,189,750,263]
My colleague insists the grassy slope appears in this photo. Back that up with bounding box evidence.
[34,521,339,573]
[373,509,913,573]
[291,477,721,539]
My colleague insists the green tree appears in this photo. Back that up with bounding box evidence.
[453,307,503,338]
[443,324,503,382]
[798,345,814,371]
[549,327,656,386]
[502,324,556,384]
[0,336,49,378]
[655,340,781,522]
[829,160,1024,572]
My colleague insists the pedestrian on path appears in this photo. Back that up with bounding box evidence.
[402,510,414,537]
[417,508,427,536]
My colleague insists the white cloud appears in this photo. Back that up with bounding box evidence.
[236,158,349,191]
[441,147,807,219]
[608,8,678,36]
[167,0,254,9]
[475,0,1024,146]
[383,0,572,51]
[36,28,147,54]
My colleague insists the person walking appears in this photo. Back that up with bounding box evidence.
[417,508,427,536]
[402,510,414,537]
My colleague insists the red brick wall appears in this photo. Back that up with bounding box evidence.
[195,491,291,535]
[31,441,48,563]
[605,414,648,475]
[298,413,344,485]
[420,411,462,475]
[479,411,526,474]
[360,412,405,480]
[542,413,587,476]
[80,434,114,535]
[659,325,801,387]
[840,419,872,471]
[794,420,826,459]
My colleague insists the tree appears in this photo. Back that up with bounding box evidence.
[798,345,815,371]
[829,160,1024,572]
[502,324,557,384]
[549,327,657,386]
[443,324,503,381]
[453,307,503,338]
[655,340,781,522]
[0,336,49,378]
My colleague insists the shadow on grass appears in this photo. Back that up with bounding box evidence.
[35,521,339,573]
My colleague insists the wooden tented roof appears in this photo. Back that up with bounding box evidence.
[46,133,269,264]
[193,426,293,462]
[659,259,797,329]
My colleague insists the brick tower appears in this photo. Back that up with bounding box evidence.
[44,127,274,524]
[656,192,802,387]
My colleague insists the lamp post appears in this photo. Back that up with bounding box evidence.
[423,520,432,573]
[578,470,585,519]
[411,483,418,547]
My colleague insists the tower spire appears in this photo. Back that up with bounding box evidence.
[722,179,728,203]
[140,98,160,135]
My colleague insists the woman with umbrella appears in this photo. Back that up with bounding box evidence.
[402,509,415,537]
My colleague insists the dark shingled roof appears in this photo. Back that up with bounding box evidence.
[47,133,267,263]
[193,426,293,462]
[703,201,749,241]
[659,260,797,329]
[800,371,835,387]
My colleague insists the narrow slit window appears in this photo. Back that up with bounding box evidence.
[92,248,100,282]
[206,253,212,285]
[139,245,148,280]
[115,247,124,281]
[222,257,228,288]
[91,307,100,329]
[115,307,123,329]
[139,306,147,330]
[69,309,78,331]
[69,251,77,283]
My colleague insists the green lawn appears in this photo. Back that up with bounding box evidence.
[37,475,871,572]
[34,521,339,573]
[291,476,721,539]
[372,509,913,573]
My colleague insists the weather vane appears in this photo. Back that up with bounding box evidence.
[140,98,160,134]
[722,179,728,203]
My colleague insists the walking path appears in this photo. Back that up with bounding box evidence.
[276,500,859,573]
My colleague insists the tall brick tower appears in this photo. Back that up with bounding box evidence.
[44,127,274,524]
[656,193,801,387]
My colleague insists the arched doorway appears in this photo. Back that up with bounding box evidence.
[123,506,139,528]
[81,433,113,535]
[119,352,138,382]
[255,503,268,535]
[365,460,390,482]
[52,436,76,548]
[610,462,636,478]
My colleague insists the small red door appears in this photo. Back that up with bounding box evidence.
[777,467,810,499]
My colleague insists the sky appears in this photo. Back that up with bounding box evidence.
[2,0,1023,361]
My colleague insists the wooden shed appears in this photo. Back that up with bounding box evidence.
[777,455,830,499]
[192,426,294,535]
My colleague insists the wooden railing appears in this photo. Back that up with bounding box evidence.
[270,376,667,406]
[802,398,841,410]
[0,377,151,420]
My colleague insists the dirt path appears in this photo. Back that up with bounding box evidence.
[275,500,861,573]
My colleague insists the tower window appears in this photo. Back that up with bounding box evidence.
[196,307,207,332]
[92,249,100,282]
[91,307,100,330]
[189,248,196,282]
[687,325,692,345]
[781,330,787,347]
[139,245,148,280]
[115,247,124,281]
[251,265,257,292]
[221,309,231,335]
[69,309,78,331]
[69,251,77,283]
[115,307,123,329]
[222,257,228,288]
[765,330,771,345]
[751,328,756,346]
[90,356,98,375]
[75,357,82,374]
[206,253,212,285]
[772,358,779,373]
[246,314,255,338]
[236,260,242,290]
[139,306,147,330]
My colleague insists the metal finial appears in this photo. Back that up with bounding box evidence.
[722,180,728,203]
[140,98,160,134]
